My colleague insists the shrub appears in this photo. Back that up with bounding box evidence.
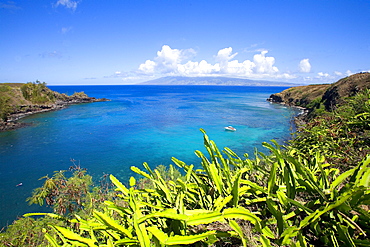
[24,131,370,246]
[0,216,64,246]
[20,81,54,104]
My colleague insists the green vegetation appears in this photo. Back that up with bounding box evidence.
[0,165,118,246]
[0,84,20,121]
[0,80,102,129]
[20,80,56,104]
[26,165,116,217]
[71,91,89,98]
[290,89,370,168]
[0,215,64,246]
[1,77,370,246]
[0,80,55,122]
[0,95,12,121]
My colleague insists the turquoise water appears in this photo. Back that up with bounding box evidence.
[0,85,298,227]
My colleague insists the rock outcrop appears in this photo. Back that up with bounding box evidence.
[267,84,331,107]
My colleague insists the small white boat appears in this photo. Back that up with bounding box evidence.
[224,126,236,131]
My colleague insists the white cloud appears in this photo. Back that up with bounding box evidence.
[137,45,285,80]
[178,60,220,75]
[243,43,267,53]
[56,0,78,11]
[61,26,72,34]
[317,72,330,78]
[253,50,279,74]
[138,60,156,74]
[216,47,238,61]
[304,70,362,84]
[299,58,311,73]
[0,2,21,10]
[139,45,196,75]
[226,59,254,75]
[215,47,238,72]
[39,51,62,59]
[298,69,370,84]
[156,45,182,72]
[276,73,297,79]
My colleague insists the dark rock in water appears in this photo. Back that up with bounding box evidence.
[0,121,32,132]
[266,93,284,103]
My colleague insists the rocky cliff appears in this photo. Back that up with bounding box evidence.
[0,82,108,131]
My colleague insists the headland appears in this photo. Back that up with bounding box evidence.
[267,72,370,126]
[0,81,109,132]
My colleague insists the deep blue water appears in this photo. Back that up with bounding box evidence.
[0,85,299,227]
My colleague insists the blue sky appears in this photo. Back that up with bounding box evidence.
[1,0,369,85]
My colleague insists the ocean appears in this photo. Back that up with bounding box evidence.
[0,85,299,227]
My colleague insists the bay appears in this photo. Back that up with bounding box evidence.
[0,85,298,227]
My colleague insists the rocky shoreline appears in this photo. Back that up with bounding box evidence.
[267,97,309,129]
[0,96,109,132]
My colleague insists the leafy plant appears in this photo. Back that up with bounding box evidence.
[27,164,116,217]
[20,81,53,104]
[290,89,370,168]
[24,129,370,246]
[0,215,64,247]
[259,141,370,246]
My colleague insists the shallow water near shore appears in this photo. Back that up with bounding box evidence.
[0,85,298,227]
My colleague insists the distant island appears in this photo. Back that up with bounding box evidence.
[0,81,109,132]
[139,76,300,86]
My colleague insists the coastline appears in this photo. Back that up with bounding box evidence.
[267,96,309,129]
[0,97,109,132]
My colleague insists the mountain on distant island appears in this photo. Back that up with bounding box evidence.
[139,76,299,86]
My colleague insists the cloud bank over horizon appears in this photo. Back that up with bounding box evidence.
[136,45,293,80]
[113,45,360,84]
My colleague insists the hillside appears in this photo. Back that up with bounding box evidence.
[269,71,370,167]
[267,72,370,118]
[140,76,299,86]
[0,81,108,131]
